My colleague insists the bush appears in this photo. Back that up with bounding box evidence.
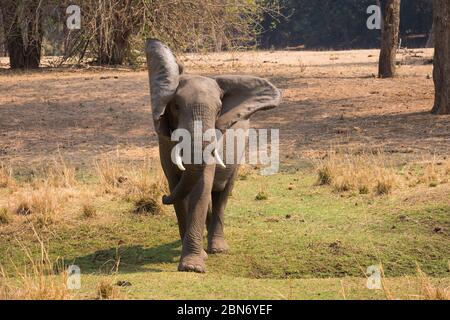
[82,203,97,218]
[0,208,12,224]
[255,190,269,201]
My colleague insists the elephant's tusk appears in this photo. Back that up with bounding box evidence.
[174,145,186,171]
[214,149,226,168]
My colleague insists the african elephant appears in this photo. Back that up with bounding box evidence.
[145,39,281,273]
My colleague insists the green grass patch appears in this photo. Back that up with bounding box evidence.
[1,167,449,299]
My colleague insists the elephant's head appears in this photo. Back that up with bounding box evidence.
[146,39,281,204]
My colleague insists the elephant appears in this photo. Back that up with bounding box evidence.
[145,39,282,273]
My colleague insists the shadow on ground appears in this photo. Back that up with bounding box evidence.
[71,240,182,274]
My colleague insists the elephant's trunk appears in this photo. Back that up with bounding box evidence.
[162,165,205,205]
[162,109,225,205]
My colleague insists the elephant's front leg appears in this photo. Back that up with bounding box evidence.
[207,169,237,254]
[175,199,208,261]
[178,165,215,273]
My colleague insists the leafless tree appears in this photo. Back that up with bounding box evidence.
[69,0,273,65]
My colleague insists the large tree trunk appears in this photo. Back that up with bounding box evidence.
[378,0,401,78]
[97,28,131,65]
[0,0,42,69]
[431,0,450,114]
[23,2,43,69]
[0,0,25,69]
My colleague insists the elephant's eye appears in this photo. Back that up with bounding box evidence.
[173,104,180,111]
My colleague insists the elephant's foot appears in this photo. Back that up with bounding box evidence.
[178,254,206,273]
[207,237,229,254]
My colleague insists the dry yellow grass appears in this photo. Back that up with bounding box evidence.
[81,203,97,218]
[374,167,397,195]
[0,163,14,188]
[0,228,70,300]
[125,161,167,215]
[445,159,450,176]
[403,157,450,187]
[45,159,77,188]
[0,207,12,224]
[316,152,450,195]
[0,226,128,300]
[95,157,126,193]
[418,159,450,186]
[96,279,122,300]
[0,155,167,228]
[96,156,167,215]
[316,151,398,195]
[383,267,450,300]
[238,164,255,181]
[14,183,66,226]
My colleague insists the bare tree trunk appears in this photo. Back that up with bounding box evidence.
[378,0,401,78]
[0,0,42,69]
[431,0,450,114]
[110,28,131,65]
[0,7,6,56]
[23,2,43,69]
[0,1,25,68]
[94,0,134,65]
[425,25,434,48]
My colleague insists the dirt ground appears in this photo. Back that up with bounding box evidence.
[0,48,448,168]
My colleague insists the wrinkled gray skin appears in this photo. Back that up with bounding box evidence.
[146,39,282,273]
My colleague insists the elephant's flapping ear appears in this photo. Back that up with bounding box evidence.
[145,39,183,135]
[214,75,282,130]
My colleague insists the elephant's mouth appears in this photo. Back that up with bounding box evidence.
[173,143,226,172]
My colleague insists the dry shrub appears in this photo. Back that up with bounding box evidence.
[0,163,14,188]
[96,157,167,215]
[0,229,70,300]
[125,161,167,215]
[0,207,12,224]
[317,165,333,186]
[46,159,77,188]
[316,151,397,195]
[81,203,97,219]
[96,279,121,300]
[132,197,161,215]
[375,168,397,195]
[14,184,65,226]
[95,158,127,193]
[255,189,269,201]
[238,165,254,181]
[421,162,439,185]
